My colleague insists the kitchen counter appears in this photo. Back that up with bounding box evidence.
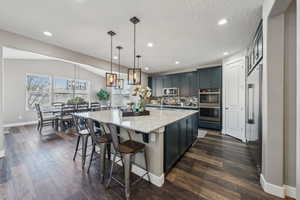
[75,107,198,133]
[146,104,198,110]
[75,108,198,187]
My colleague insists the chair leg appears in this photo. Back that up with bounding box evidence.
[99,143,107,183]
[123,153,132,200]
[39,124,43,135]
[144,150,151,183]
[81,135,89,169]
[106,153,117,188]
[73,136,81,161]
[106,143,111,160]
[37,121,40,131]
[87,144,95,173]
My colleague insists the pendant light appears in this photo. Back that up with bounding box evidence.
[116,46,124,89]
[128,17,142,85]
[106,31,118,87]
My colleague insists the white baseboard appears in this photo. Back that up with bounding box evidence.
[260,174,296,198]
[0,150,5,158]
[284,185,296,199]
[198,129,207,138]
[3,121,37,128]
[112,155,165,187]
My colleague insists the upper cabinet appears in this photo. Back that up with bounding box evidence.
[198,66,222,89]
[149,66,222,97]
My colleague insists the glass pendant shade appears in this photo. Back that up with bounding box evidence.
[128,16,142,85]
[128,68,141,85]
[106,30,118,87]
[106,72,117,87]
[116,78,124,89]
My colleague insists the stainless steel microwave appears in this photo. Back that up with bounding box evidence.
[163,88,179,96]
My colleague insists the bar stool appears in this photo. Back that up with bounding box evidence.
[85,119,112,182]
[106,124,150,200]
[72,115,92,169]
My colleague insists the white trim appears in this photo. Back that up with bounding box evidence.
[112,155,165,187]
[3,120,37,128]
[284,185,296,199]
[260,174,285,198]
[0,150,5,158]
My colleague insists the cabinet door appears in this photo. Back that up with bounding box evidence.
[198,68,211,89]
[164,122,179,172]
[191,72,198,96]
[210,66,222,89]
[180,74,190,97]
[179,118,187,154]
[163,76,172,88]
[186,116,193,146]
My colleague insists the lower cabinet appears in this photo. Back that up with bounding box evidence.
[164,113,198,173]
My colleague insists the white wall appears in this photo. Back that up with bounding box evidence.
[297,0,300,198]
[3,59,105,125]
[0,47,4,158]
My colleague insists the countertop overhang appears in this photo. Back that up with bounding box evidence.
[75,107,198,133]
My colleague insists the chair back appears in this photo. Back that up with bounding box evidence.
[35,104,43,121]
[107,123,120,152]
[62,104,76,115]
[72,114,87,133]
[90,102,101,111]
[76,103,89,112]
[86,118,103,145]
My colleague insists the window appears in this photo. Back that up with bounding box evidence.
[26,74,90,110]
[26,74,51,110]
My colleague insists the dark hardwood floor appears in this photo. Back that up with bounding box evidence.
[0,126,292,200]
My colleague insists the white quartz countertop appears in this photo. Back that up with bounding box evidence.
[75,107,198,133]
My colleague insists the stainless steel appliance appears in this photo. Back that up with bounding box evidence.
[163,88,179,96]
[246,62,262,174]
[198,88,222,127]
[199,88,221,107]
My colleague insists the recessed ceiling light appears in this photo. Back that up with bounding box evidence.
[145,67,149,71]
[175,61,180,65]
[223,52,229,56]
[113,56,118,60]
[218,18,228,26]
[43,31,53,37]
[147,42,154,47]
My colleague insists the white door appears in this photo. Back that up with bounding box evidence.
[223,60,245,141]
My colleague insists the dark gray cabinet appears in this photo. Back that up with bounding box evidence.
[149,66,221,97]
[164,113,198,173]
[198,66,222,89]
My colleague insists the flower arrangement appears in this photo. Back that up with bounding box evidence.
[132,86,152,111]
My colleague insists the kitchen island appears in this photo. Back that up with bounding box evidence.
[76,107,198,187]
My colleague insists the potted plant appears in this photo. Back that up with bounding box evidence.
[97,89,110,105]
[132,86,152,112]
[67,97,87,105]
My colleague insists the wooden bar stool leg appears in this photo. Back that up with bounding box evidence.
[99,143,107,183]
[87,145,95,173]
[123,153,132,200]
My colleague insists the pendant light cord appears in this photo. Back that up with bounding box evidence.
[110,35,113,73]
[118,48,121,76]
[134,23,136,70]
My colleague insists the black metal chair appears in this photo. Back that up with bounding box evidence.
[106,124,150,200]
[59,104,75,130]
[85,118,112,182]
[35,104,58,135]
[72,114,92,169]
[76,103,90,112]
[90,102,101,111]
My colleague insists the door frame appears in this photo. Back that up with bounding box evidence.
[222,54,246,142]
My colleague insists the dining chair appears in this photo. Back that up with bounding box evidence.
[106,124,150,200]
[76,103,89,112]
[35,104,58,135]
[90,102,101,111]
[85,119,112,182]
[59,104,76,131]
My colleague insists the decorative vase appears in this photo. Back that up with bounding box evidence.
[139,98,146,112]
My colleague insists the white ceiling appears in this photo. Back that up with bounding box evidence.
[3,47,109,77]
[0,0,263,73]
